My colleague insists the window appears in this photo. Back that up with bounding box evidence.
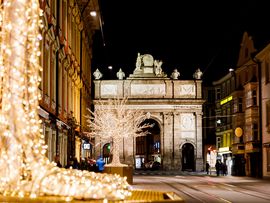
[245,125,252,141]
[238,98,243,112]
[252,90,257,106]
[216,88,221,100]
[252,123,258,141]
[233,98,237,113]
[216,137,221,149]
[222,83,226,98]
[246,90,257,107]
[227,107,231,124]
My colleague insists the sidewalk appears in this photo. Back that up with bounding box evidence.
[133,169,207,176]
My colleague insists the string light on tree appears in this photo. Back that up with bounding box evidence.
[0,0,130,200]
[85,97,153,166]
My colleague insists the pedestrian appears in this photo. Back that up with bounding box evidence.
[215,160,221,176]
[96,156,105,172]
[222,162,228,176]
[206,161,210,175]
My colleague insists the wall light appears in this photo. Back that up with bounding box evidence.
[90,11,97,17]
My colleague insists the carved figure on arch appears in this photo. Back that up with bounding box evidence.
[93,68,103,80]
[171,69,180,79]
[154,60,163,76]
[116,68,125,80]
[134,52,142,72]
[193,68,203,80]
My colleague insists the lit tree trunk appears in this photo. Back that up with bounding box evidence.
[109,138,127,166]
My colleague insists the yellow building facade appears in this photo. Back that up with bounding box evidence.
[38,0,100,167]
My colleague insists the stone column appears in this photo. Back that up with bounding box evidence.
[195,112,203,171]
[173,113,181,170]
[163,112,173,170]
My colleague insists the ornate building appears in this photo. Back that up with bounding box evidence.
[38,0,100,166]
[93,54,205,171]
[256,42,270,179]
[213,32,262,177]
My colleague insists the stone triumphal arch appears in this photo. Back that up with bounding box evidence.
[93,53,205,171]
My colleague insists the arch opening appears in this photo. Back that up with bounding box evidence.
[182,143,195,171]
[135,119,161,170]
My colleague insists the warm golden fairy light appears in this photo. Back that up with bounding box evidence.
[0,0,131,200]
[86,98,152,166]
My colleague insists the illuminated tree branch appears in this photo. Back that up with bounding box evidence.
[86,97,152,166]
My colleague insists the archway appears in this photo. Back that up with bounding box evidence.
[182,143,195,171]
[135,119,161,170]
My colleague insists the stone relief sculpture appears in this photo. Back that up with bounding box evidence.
[131,84,166,95]
[178,84,195,96]
[116,68,125,79]
[193,68,203,79]
[93,68,103,80]
[130,53,168,78]
[180,113,195,130]
[171,69,180,79]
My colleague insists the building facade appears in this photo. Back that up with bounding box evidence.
[213,73,234,175]
[93,54,205,171]
[213,32,262,177]
[256,43,270,179]
[38,0,99,167]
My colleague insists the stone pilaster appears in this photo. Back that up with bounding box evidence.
[195,112,203,171]
[163,112,173,170]
[93,80,100,99]
[195,80,202,99]
[173,113,181,170]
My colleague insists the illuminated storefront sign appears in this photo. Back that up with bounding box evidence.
[220,96,233,105]
[218,147,230,152]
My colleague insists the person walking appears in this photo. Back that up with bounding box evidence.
[96,156,105,172]
[215,160,221,176]
[222,162,228,176]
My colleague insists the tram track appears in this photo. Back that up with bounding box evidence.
[134,175,270,202]
[158,175,270,203]
[159,177,231,203]
[197,176,270,201]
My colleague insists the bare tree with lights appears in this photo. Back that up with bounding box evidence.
[86,97,152,166]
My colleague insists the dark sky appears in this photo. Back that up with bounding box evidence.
[92,0,270,83]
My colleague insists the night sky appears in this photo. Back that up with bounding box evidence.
[92,0,270,83]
